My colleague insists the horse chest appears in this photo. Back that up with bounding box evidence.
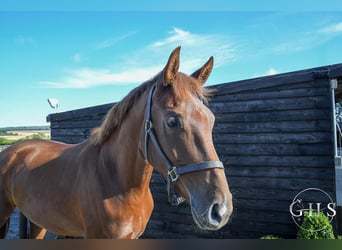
[114,216,143,239]
[99,194,153,239]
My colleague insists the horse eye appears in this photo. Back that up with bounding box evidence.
[166,116,180,128]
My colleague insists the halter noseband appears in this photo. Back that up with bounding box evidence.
[143,83,224,206]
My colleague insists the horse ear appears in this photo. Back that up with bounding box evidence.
[163,46,181,85]
[191,56,214,85]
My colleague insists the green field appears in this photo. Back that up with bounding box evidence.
[0,126,50,145]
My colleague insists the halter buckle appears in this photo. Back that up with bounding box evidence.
[168,166,179,182]
[170,194,186,206]
[144,120,152,131]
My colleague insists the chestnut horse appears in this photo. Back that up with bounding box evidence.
[0,47,232,239]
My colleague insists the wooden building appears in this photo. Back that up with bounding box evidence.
[47,63,342,238]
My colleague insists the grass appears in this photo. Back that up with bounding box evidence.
[0,137,17,145]
[0,131,50,145]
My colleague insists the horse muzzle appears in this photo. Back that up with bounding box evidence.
[191,197,233,230]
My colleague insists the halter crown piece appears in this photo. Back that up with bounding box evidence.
[143,83,224,206]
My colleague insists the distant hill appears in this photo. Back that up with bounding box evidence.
[0,126,50,132]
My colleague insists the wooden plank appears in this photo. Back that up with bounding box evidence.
[50,137,84,144]
[230,198,318,215]
[215,143,332,156]
[147,210,194,225]
[328,63,342,78]
[232,208,293,225]
[210,96,330,114]
[253,222,297,236]
[213,132,332,144]
[152,201,191,216]
[210,68,328,95]
[221,155,333,167]
[51,128,93,138]
[212,86,329,103]
[226,166,334,179]
[155,222,232,238]
[214,109,330,123]
[50,120,102,129]
[230,188,298,202]
[230,189,335,206]
[228,176,334,191]
[240,78,330,93]
[213,120,331,134]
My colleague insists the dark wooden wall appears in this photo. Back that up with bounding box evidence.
[47,64,342,238]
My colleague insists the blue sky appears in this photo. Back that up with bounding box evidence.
[1,1,342,127]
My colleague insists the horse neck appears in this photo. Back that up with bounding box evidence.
[99,91,152,194]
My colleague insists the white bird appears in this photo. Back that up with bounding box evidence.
[47,98,59,109]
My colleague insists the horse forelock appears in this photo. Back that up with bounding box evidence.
[170,73,212,104]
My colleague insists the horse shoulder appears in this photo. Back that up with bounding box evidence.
[88,188,154,239]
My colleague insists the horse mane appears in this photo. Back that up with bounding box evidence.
[90,72,211,146]
[90,78,155,146]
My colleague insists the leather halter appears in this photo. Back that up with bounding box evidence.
[143,83,224,205]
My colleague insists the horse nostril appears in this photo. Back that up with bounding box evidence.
[210,203,223,224]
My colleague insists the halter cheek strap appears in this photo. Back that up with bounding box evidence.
[143,83,224,206]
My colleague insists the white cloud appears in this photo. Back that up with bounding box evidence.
[266,68,278,76]
[39,66,161,88]
[152,28,196,47]
[319,22,342,34]
[150,27,237,70]
[40,27,237,88]
[252,68,279,78]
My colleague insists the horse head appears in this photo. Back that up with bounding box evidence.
[142,47,233,230]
